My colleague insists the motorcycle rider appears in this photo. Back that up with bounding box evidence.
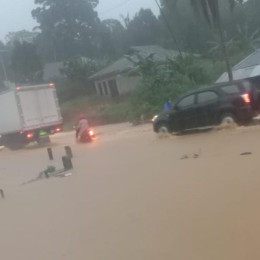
[75,114,89,142]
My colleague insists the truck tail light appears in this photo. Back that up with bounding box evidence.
[55,127,61,133]
[26,132,34,139]
[241,93,251,104]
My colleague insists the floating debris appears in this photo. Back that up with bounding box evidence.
[0,189,5,199]
[193,153,199,159]
[181,149,201,160]
[240,152,252,156]
[22,165,73,185]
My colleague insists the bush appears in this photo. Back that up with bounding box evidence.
[61,96,131,130]
[129,55,210,121]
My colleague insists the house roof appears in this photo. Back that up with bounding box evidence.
[233,49,260,70]
[89,45,180,80]
[216,49,260,83]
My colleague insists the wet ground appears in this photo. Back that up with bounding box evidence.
[1,123,260,260]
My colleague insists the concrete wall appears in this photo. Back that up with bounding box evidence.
[94,74,141,97]
[95,77,113,97]
[115,75,141,95]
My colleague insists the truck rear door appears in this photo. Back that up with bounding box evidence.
[16,85,61,129]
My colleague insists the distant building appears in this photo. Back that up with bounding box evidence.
[217,49,260,83]
[89,45,180,97]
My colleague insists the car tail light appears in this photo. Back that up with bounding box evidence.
[26,133,34,139]
[241,93,251,104]
[49,83,54,88]
[16,87,21,91]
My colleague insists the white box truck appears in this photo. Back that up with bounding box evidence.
[0,83,63,149]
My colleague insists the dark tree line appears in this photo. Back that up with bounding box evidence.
[1,0,260,85]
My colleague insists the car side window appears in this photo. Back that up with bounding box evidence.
[177,95,195,109]
[197,91,218,104]
[221,85,239,94]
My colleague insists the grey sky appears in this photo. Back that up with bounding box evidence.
[0,0,159,42]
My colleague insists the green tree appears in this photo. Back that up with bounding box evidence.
[10,41,43,83]
[190,0,239,81]
[130,55,208,121]
[101,19,127,58]
[235,24,260,52]
[32,0,101,60]
[56,57,103,100]
[61,57,101,84]
[159,0,212,52]
[0,41,9,90]
[5,30,39,46]
[126,9,161,46]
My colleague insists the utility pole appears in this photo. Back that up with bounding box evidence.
[154,0,183,57]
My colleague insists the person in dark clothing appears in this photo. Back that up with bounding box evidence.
[164,99,173,111]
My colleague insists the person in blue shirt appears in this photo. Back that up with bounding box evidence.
[164,99,173,111]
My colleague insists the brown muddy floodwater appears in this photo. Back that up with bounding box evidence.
[1,123,260,260]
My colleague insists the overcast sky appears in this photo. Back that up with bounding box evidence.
[0,0,159,42]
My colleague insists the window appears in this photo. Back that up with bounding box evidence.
[197,91,218,104]
[103,82,108,95]
[108,79,119,97]
[221,85,239,94]
[177,95,195,108]
[98,83,103,96]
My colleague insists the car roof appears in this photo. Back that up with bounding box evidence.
[176,79,248,102]
[177,85,216,99]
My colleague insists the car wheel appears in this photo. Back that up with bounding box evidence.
[220,113,235,124]
[158,124,170,133]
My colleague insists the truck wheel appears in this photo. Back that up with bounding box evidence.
[2,134,26,150]
[4,142,26,150]
[37,136,51,145]
[220,113,235,124]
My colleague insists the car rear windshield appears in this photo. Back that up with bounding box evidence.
[221,85,240,94]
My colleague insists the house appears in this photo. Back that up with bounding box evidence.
[89,46,180,97]
[217,49,260,83]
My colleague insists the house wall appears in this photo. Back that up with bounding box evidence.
[94,75,141,97]
[95,77,113,96]
[115,75,141,95]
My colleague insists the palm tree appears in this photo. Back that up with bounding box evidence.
[235,24,260,52]
[191,0,236,81]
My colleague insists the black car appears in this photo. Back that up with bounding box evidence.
[153,79,260,133]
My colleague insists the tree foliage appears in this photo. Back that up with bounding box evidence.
[126,9,162,46]
[5,30,38,47]
[61,57,101,83]
[56,57,103,101]
[32,0,101,60]
[130,55,209,120]
[10,41,43,83]
[1,0,260,108]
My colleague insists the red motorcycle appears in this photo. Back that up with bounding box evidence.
[78,128,95,143]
